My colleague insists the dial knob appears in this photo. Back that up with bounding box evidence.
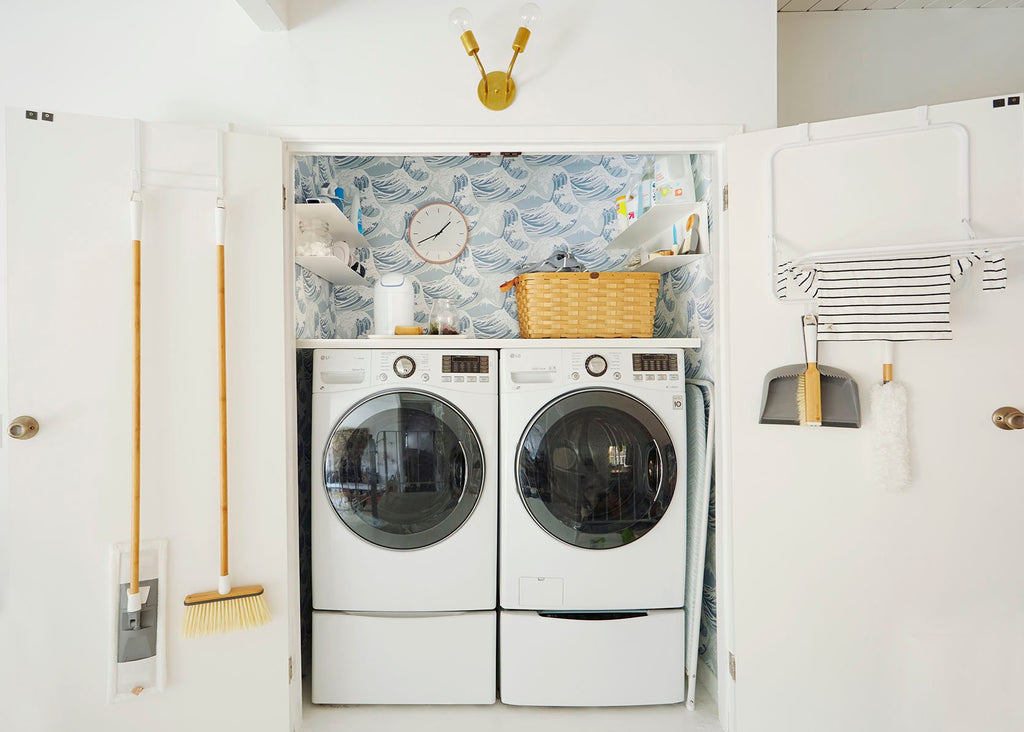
[393,355,416,378]
[585,354,608,377]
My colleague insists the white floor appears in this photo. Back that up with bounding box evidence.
[301,679,723,732]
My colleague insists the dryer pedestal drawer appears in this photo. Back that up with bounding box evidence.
[499,608,685,707]
[312,610,496,705]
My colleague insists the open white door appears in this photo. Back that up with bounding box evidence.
[723,96,1024,731]
[2,110,297,731]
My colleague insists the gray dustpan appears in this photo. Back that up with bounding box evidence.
[758,366,861,427]
[759,316,861,428]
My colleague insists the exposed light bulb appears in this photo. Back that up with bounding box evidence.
[518,3,542,29]
[449,7,474,35]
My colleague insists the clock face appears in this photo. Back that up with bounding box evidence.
[407,203,469,264]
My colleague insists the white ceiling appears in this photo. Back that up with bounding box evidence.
[779,1,1024,10]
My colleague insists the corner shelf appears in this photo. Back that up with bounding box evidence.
[628,253,707,273]
[295,255,368,286]
[605,201,707,252]
[294,202,370,286]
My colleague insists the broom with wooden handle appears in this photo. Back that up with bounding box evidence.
[183,201,271,637]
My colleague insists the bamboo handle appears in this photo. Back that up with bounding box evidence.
[882,341,894,384]
[131,237,141,595]
[802,314,822,426]
[805,364,822,425]
[218,244,229,578]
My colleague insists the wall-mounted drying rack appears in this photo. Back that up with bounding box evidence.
[767,106,1024,300]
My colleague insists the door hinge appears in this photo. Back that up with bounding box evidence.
[722,184,729,212]
[283,186,287,211]
[288,656,293,683]
[729,651,736,680]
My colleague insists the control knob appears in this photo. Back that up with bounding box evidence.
[393,355,416,378]
[585,354,608,377]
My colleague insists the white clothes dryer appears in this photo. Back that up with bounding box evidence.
[499,347,687,611]
[498,347,687,707]
[311,348,497,705]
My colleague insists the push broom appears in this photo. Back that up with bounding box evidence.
[183,200,271,637]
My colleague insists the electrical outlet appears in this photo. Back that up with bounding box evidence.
[108,540,167,703]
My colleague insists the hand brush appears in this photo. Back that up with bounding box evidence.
[795,314,822,426]
[182,200,270,637]
[869,341,910,491]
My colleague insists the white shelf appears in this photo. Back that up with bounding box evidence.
[295,202,368,249]
[606,201,706,252]
[295,255,368,286]
[294,202,370,285]
[629,253,707,273]
[297,337,701,350]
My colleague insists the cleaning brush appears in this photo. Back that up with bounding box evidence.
[796,314,822,426]
[869,342,910,491]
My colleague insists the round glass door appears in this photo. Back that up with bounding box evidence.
[323,390,485,550]
[516,389,677,550]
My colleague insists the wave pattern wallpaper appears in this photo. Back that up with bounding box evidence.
[293,152,718,681]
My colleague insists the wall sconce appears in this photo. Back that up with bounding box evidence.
[450,4,541,111]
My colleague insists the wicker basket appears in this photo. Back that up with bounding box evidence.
[508,271,660,338]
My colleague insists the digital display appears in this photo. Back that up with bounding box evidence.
[632,353,678,372]
[442,355,490,374]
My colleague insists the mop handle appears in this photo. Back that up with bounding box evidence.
[882,341,894,384]
[216,203,230,582]
[130,194,142,597]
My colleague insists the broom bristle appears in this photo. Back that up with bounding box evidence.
[796,373,806,425]
[182,588,271,638]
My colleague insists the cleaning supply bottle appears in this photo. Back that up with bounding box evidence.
[351,192,363,234]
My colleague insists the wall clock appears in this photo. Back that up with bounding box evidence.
[407,202,469,264]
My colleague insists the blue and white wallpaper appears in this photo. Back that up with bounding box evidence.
[294,153,715,382]
[294,152,718,683]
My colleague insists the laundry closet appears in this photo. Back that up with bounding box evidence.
[292,145,723,718]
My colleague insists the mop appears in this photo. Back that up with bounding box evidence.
[869,342,910,491]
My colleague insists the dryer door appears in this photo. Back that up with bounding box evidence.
[516,389,678,550]
[323,390,485,550]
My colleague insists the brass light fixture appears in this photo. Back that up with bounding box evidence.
[450,4,541,111]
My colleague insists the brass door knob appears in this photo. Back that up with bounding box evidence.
[7,415,39,440]
[992,407,1024,431]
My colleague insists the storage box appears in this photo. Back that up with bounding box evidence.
[500,608,686,706]
[509,271,660,338]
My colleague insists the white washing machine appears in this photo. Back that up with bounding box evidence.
[499,347,687,706]
[311,348,497,705]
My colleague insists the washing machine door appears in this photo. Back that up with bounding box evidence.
[323,390,485,550]
[516,389,677,550]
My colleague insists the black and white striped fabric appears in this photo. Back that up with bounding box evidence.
[776,253,1006,342]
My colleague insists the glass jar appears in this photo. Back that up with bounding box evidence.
[428,298,459,335]
[297,218,332,256]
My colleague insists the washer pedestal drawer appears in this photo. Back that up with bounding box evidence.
[312,610,496,705]
[500,608,685,707]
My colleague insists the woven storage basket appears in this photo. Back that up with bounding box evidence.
[510,271,660,338]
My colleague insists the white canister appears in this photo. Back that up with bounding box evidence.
[373,273,415,336]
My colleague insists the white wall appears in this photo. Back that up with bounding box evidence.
[0,0,776,132]
[778,9,1024,126]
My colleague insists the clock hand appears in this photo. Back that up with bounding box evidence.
[417,217,454,244]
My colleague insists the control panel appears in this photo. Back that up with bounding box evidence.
[375,350,494,388]
[314,349,496,393]
[565,350,682,387]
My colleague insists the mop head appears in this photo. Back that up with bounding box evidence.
[182,585,271,638]
[869,382,911,491]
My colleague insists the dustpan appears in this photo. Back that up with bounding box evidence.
[758,316,861,428]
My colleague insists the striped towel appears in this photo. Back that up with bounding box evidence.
[776,254,1007,341]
